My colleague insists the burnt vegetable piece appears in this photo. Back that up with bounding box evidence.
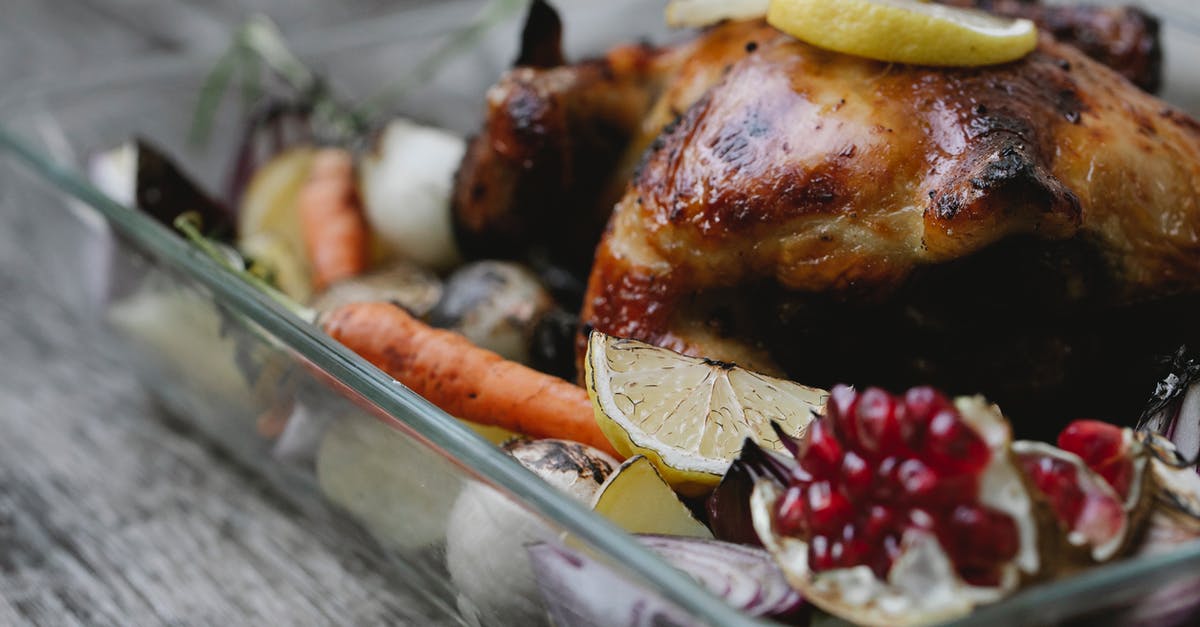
[90,139,233,238]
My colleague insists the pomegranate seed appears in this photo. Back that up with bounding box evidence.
[924,410,989,474]
[801,419,843,476]
[1058,420,1125,466]
[775,486,809,537]
[945,505,1020,565]
[839,538,870,567]
[1058,420,1133,499]
[776,385,1024,585]
[807,481,852,534]
[1095,457,1133,500]
[872,455,902,500]
[1075,492,1125,545]
[828,384,860,447]
[841,451,872,498]
[809,534,835,571]
[856,387,904,456]
[862,505,895,540]
[901,386,948,447]
[908,508,936,531]
[897,458,940,502]
[904,386,950,420]
[1025,455,1086,523]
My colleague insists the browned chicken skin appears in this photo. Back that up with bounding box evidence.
[453,3,1195,436]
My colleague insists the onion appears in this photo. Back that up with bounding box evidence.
[527,536,806,625]
[1139,348,1200,468]
[706,436,794,545]
[665,0,769,28]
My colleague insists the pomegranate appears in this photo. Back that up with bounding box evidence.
[1011,440,1143,563]
[752,386,1038,626]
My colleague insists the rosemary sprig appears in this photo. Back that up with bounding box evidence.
[174,211,316,323]
[189,0,529,149]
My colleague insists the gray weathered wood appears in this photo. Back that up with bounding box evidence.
[0,1,446,625]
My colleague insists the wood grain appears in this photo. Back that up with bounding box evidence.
[0,1,446,625]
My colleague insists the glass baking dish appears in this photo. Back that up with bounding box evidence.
[3,1,1200,625]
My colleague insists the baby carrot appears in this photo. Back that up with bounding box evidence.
[322,301,620,457]
[298,148,370,292]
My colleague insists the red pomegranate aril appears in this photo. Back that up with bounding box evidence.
[801,419,843,476]
[809,534,835,571]
[1095,457,1133,500]
[1058,420,1124,467]
[872,455,903,500]
[839,538,870,567]
[925,410,990,474]
[841,451,872,498]
[1075,492,1125,545]
[908,507,936,531]
[782,384,1016,585]
[1057,420,1134,499]
[901,386,950,448]
[897,458,940,502]
[828,384,861,447]
[807,481,852,534]
[1025,455,1086,523]
[945,504,1020,566]
[775,485,809,536]
[904,386,950,421]
[863,505,895,540]
[855,387,904,456]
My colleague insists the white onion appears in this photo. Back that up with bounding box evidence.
[360,118,466,271]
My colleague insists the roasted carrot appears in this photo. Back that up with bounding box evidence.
[322,301,620,457]
[299,147,370,291]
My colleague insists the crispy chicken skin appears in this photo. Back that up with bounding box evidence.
[451,0,1164,276]
[582,21,1200,433]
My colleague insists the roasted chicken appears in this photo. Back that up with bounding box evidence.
[453,1,1195,436]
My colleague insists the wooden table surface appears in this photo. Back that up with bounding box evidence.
[0,1,437,624]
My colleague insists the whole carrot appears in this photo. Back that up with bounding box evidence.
[299,148,370,292]
[322,301,620,457]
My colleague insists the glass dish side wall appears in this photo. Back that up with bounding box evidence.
[3,1,1200,626]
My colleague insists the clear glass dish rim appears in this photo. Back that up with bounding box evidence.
[1,3,1199,624]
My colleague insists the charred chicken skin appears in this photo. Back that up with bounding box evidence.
[453,3,1195,437]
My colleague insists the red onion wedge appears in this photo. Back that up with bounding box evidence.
[706,435,795,546]
[527,536,807,626]
[1138,347,1200,468]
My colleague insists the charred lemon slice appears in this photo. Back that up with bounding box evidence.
[585,331,826,496]
[766,0,1038,67]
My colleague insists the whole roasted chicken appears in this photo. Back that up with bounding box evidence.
[453,0,1199,436]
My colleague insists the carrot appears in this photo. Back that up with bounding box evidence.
[322,301,620,458]
[299,147,370,292]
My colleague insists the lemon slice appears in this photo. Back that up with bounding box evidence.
[767,0,1038,67]
[237,147,315,298]
[585,331,826,496]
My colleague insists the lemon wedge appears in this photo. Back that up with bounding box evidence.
[591,456,713,538]
[766,0,1038,67]
[237,147,315,300]
[585,331,826,496]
